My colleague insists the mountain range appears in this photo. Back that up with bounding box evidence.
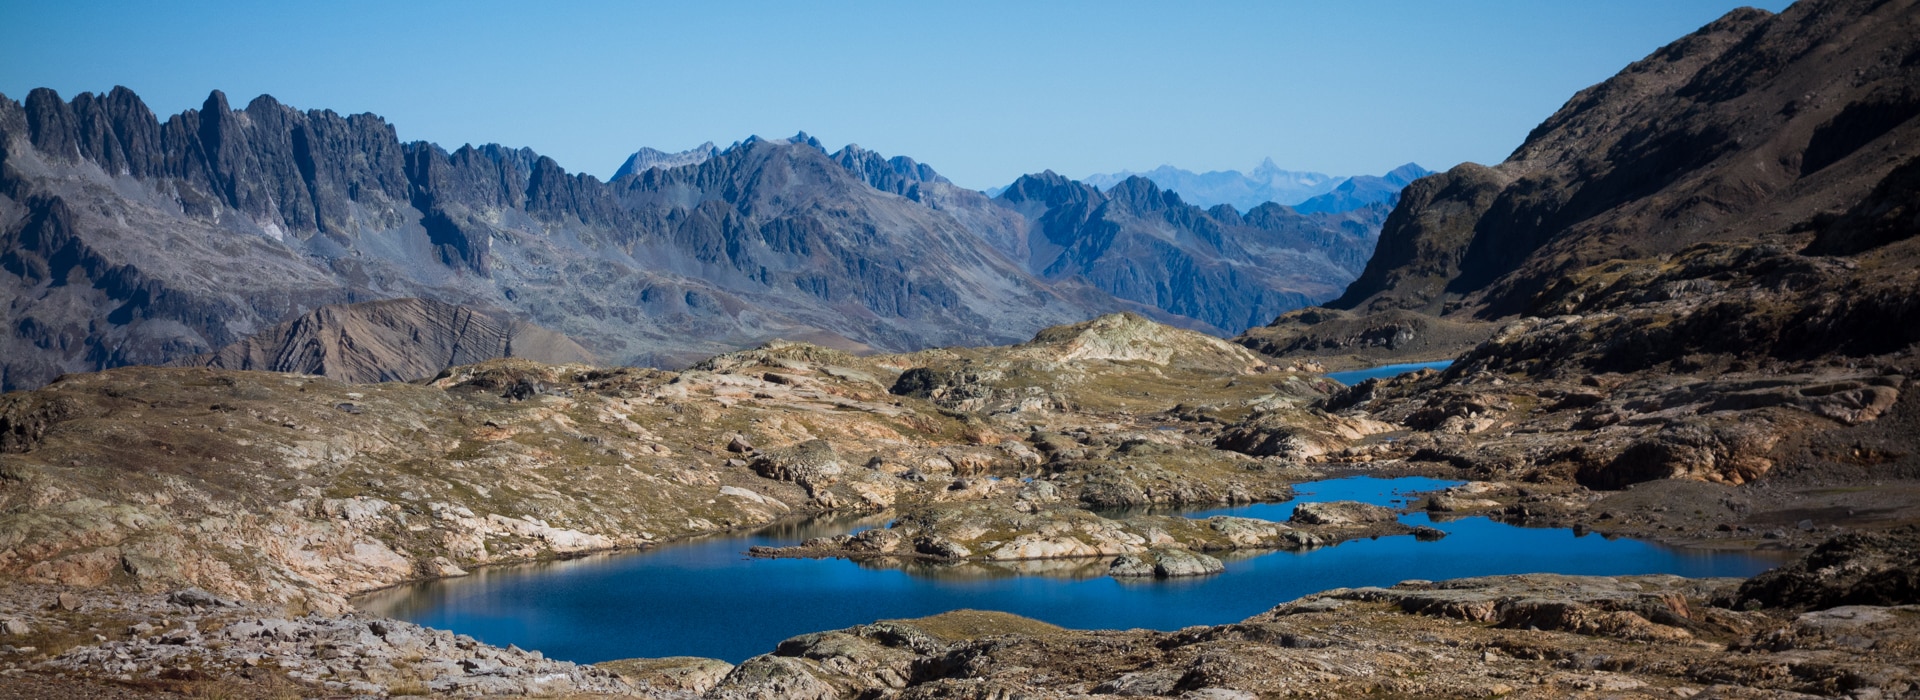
[1083,160,1430,212]
[0,94,1407,391]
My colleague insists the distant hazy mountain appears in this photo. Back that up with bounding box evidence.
[1083,158,1339,210]
[1084,160,1429,214]
[1293,163,1433,215]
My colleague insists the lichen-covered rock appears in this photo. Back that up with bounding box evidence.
[751,439,847,488]
[1108,547,1225,578]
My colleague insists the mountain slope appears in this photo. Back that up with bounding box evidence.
[180,297,595,383]
[1327,0,1920,318]
[1247,0,1920,361]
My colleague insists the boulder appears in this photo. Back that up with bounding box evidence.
[1720,525,1920,610]
[167,588,236,609]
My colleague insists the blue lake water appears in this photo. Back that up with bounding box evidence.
[356,476,1787,664]
[1325,360,1455,385]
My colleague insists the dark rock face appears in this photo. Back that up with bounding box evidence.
[0,92,1153,390]
[1323,163,1510,314]
[996,172,1385,334]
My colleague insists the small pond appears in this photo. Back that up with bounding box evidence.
[356,476,1786,664]
[1325,360,1454,385]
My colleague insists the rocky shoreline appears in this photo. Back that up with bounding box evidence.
[0,524,1914,699]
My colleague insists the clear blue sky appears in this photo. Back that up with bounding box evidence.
[1,0,1792,189]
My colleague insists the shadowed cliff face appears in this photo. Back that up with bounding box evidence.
[0,93,1148,391]
[995,172,1385,334]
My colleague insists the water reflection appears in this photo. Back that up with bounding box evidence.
[358,476,1789,664]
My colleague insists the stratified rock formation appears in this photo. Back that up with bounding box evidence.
[180,297,595,383]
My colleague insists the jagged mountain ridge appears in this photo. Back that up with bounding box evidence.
[0,89,1136,390]
[610,141,720,179]
[997,171,1387,333]
[0,88,1393,390]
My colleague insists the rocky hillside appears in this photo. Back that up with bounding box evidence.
[1314,0,1918,319]
[995,172,1386,334]
[1243,0,1920,361]
[1231,0,1920,505]
[179,297,595,383]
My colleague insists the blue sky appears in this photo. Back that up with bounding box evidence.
[1,0,1792,189]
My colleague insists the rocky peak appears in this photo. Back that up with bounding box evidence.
[829,143,950,199]
[23,87,80,161]
[1102,175,1184,215]
[995,170,1102,210]
[1381,163,1432,187]
[611,141,721,180]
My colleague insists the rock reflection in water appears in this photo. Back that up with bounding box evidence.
[863,556,1112,581]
